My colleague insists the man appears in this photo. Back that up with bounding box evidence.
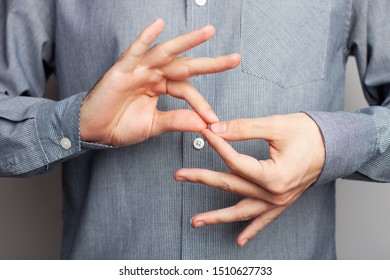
[1,0,389,259]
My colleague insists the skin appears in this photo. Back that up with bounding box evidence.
[80,18,241,145]
[80,19,325,248]
[175,113,325,247]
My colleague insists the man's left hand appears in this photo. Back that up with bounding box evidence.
[175,113,325,247]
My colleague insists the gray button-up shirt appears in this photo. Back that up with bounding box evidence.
[1,0,390,259]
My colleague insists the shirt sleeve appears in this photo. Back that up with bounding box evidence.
[0,0,87,177]
[306,0,390,184]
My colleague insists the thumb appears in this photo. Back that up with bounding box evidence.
[210,117,280,141]
[150,109,207,137]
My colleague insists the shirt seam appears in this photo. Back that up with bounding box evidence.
[369,113,380,160]
[33,112,50,170]
[344,0,354,57]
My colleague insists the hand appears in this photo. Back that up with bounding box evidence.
[175,113,325,247]
[80,18,240,146]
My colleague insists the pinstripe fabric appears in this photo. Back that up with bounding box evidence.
[241,0,330,87]
[36,93,87,164]
[1,0,390,259]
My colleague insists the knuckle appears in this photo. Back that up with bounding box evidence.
[220,175,234,193]
[192,171,206,184]
[239,213,255,222]
[233,119,249,133]
[100,70,126,90]
[271,194,289,206]
[232,204,255,222]
[259,172,273,188]
[140,33,154,46]
[148,72,163,84]
[158,45,171,60]
[262,218,274,228]
[205,105,213,113]
[182,62,193,78]
[269,185,286,196]
[213,215,225,224]
[267,170,292,195]
[280,171,292,187]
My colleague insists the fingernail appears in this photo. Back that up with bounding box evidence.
[194,221,206,228]
[208,111,219,123]
[239,239,248,247]
[211,122,227,134]
[175,176,186,182]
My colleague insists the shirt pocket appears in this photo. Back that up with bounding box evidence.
[241,0,330,88]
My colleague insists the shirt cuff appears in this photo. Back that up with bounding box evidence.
[305,111,377,186]
[35,92,88,166]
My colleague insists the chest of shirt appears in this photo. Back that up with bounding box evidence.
[55,0,350,116]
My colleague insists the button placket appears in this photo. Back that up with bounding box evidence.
[182,0,212,259]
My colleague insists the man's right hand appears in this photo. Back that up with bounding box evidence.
[80,18,240,146]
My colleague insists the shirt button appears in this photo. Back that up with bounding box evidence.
[193,138,205,150]
[60,137,72,150]
[195,0,207,7]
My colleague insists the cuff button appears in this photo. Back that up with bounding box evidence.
[60,137,72,150]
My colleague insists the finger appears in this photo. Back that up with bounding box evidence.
[191,198,274,227]
[142,25,216,67]
[167,80,218,123]
[118,18,165,70]
[201,129,278,187]
[150,109,207,137]
[237,206,286,247]
[175,168,280,204]
[161,54,241,80]
[210,116,282,142]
